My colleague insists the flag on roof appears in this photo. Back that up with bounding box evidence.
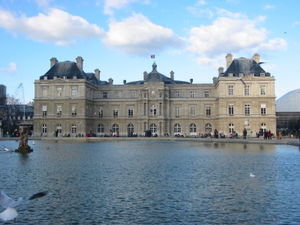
[151,55,155,59]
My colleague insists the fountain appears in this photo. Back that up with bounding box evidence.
[15,125,33,153]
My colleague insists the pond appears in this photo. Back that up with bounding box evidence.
[0,140,300,224]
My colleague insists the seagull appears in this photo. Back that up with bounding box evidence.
[0,191,48,222]
[250,173,255,178]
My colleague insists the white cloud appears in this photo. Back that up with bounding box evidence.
[293,21,300,26]
[187,17,267,57]
[186,12,287,65]
[263,4,275,10]
[259,38,287,51]
[0,8,103,45]
[0,62,17,74]
[103,0,149,15]
[103,13,181,55]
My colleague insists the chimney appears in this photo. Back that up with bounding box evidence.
[170,71,174,80]
[218,67,224,76]
[76,56,84,71]
[143,71,148,80]
[108,78,113,85]
[94,69,100,80]
[50,57,58,68]
[190,78,193,84]
[123,80,126,84]
[253,53,260,63]
[226,53,233,69]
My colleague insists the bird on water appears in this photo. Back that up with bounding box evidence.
[0,191,48,222]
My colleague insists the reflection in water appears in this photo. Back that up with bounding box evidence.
[0,140,299,224]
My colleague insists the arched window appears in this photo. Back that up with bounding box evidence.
[229,123,234,134]
[97,124,104,133]
[112,124,119,133]
[174,123,181,133]
[205,123,212,133]
[150,123,157,134]
[189,123,197,133]
[127,123,134,135]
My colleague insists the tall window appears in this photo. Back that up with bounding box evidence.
[42,87,48,97]
[228,104,234,116]
[97,124,104,133]
[260,85,266,95]
[204,90,210,97]
[190,123,197,133]
[244,104,250,116]
[56,105,62,117]
[112,124,119,133]
[128,109,133,117]
[205,123,212,133]
[190,91,195,98]
[244,85,250,96]
[56,124,62,134]
[228,85,234,96]
[174,123,181,133]
[261,123,267,132]
[206,106,211,117]
[175,107,180,117]
[150,124,157,134]
[113,109,118,118]
[261,104,266,115]
[229,123,234,133]
[190,106,196,116]
[71,105,77,117]
[42,105,47,117]
[71,87,78,97]
[56,87,63,96]
[71,124,77,134]
[42,124,47,134]
[103,92,108,98]
[150,105,157,116]
[175,91,180,97]
[127,123,134,135]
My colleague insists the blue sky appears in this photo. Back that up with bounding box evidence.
[0,0,299,103]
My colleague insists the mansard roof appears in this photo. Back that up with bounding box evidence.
[223,57,270,77]
[40,61,108,85]
[127,63,189,85]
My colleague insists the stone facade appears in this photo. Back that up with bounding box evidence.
[33,54,276,137]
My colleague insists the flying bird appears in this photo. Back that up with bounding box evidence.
[250,173,256,178]
[0,191,48,222]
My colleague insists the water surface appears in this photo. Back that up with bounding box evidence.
[0,140,299,224]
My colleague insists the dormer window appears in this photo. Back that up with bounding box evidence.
[44,76,48,80]
[260,73,265,76]
[229,73,233,77]
[54,76,57,80]
[73,76,77,79]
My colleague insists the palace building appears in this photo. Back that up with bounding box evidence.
[33,54,276,137]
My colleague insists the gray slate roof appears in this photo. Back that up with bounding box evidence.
[127,63,189,85]
[223,57,270,77]
[40,62,108,85]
